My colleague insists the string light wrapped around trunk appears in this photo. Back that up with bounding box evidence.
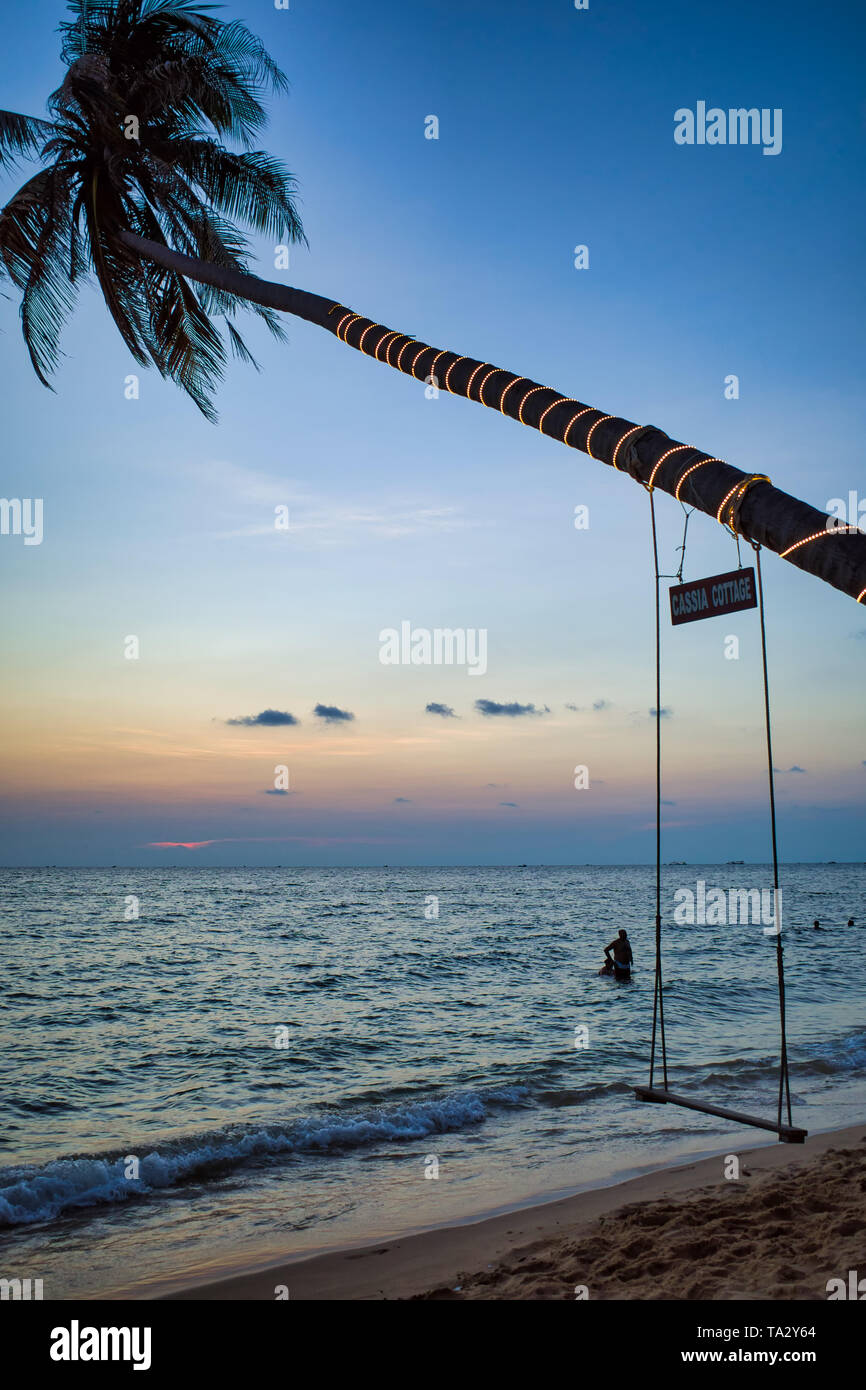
[325,301,866,605]
[114,231,866,605]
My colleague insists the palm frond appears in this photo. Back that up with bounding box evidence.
[0,110,55,169]
[82,174,153,365]
[225,319,260,368]
[60,1,220,64]
[154,141,306,242]
[125,199,226,419]
[0,168,81,384]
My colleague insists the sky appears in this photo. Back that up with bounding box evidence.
[0,0,864,865]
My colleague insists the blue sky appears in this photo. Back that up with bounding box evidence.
[0,0,864,864]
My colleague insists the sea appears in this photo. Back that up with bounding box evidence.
[1,864,864,1299]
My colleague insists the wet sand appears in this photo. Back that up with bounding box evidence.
[164,1121,866,1301]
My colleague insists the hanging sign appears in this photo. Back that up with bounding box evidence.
[669,567,757,625]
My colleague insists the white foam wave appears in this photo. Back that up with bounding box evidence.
[0,1086,527,1227]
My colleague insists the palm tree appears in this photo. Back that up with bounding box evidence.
[0,0,305,422]
[2,0,864,603]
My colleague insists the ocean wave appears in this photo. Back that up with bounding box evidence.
[0,1086,528,1228]
[673,1029,866,1091]
[800,1030,866,1074]
[536,1081,633,1107]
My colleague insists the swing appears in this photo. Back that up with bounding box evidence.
[633,487,807,1144]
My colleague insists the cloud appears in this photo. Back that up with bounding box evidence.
[393,796,413,803]
[593,699,611,711]
[475,700,549,718]
[227,709,299,727]
[774,764,807,774]
[426,702,458,718]
[650,707,673,719]
[147,834,394,850]
[499,801,519,808]
[149,840,219,849]
[264,789,295,796]
[198,459,483,545]
[565,703,582,712]
[292,503,477,542]
[313,704,355,724]
[661,798,677,805]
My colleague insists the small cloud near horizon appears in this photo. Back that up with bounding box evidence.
[650,707,673,719]
[475,699,549,718]
[499,801,519,808]
[426,702,458,718]
[393,796,413,803]
[593,699,612,711]
[264,789,295,796]
[774,765,807,774]
[148,840,219,849]
[227,709,299,727]
[313,703,355,723]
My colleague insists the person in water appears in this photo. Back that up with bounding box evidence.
[603,929,633,978]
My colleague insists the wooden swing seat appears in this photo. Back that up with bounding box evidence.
[634,1085,807,1143]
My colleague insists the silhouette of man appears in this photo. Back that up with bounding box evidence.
[605,929,633,978]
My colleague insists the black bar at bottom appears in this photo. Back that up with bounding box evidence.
[634,1085,807,1143]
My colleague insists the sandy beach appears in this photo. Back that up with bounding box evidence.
[165,1121,866,1301]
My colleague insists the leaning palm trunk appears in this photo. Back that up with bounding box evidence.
[120,231,866,606]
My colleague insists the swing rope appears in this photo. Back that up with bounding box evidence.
[752,542,794,1129]
[648,486,669,1090]
[644,493,795,1132]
